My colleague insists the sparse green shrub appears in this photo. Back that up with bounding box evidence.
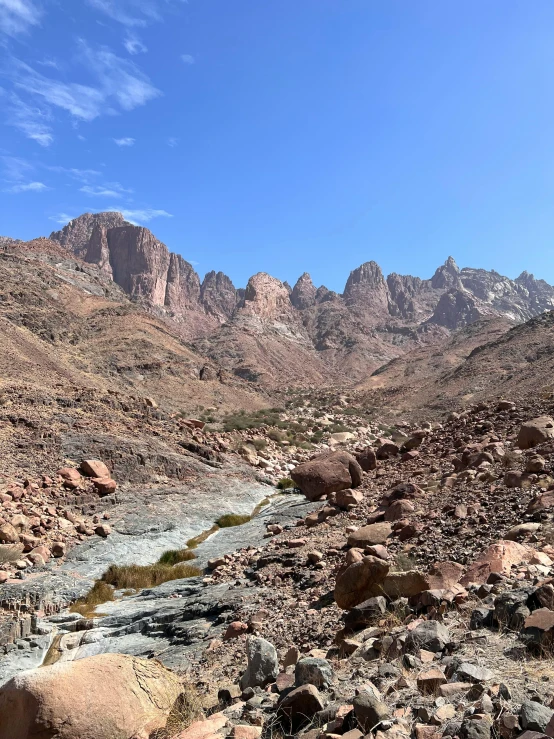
[329,423,351,434]
[277,477,295,490]
[251,437,268,451]
[158,548,197,566]
[216,513,251,528]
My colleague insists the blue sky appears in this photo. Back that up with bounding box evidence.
[1,1,554,291]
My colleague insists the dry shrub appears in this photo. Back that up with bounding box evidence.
[102,562,201,590]
[69,580,115,617]
[150,685,203,739]
[158,549,197,565]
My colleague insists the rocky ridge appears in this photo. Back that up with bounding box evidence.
[46,213,554,386]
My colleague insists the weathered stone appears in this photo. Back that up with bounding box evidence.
[460,718,491,739]
[57,467,81,489]
[461,541,531,586]
[347,523,392,548]
[0,523,18,544]
[517,417,554,449]
[278,684,324,729]
[80,459,111,478]
[343,596,387,630]
[417,668,447,694]
[456,663,494,683]
[356,448,377,472]
[520,701,554,733]
[92,478,117,496]
[381,571,430,599]
[239,637,279,690]
[405,621,450,653]
[291,451,363,501]
[295,658,333,689]
[352,690,390,732]
[336,489,364,508]
[335,555,390,609]
[0,653,182,739]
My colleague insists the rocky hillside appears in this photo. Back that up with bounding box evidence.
[3,382,554,739]
[359,310,554,418]
[48,213,554,386]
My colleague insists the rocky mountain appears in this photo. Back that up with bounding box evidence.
[50,213,239,339]
[47,212,554,386]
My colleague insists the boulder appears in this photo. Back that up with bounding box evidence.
[335,555,390,609]
[92,477,117,496]
[291,451,362,501]
[461,541,531,586]
[239,637,278,690]
[405,621,451,653]
[376,441,400,459]
[80,459,111,478]
[0,523,19,544]
[173,713,227,739]
[384,499,415,521]
[380,571,430,599]
[278,684,324,730]
[0,653,182,739]
[427,561,465,590]
[343,596,387,630]
[347,523,392,547]
[335,489,364,508]
[517,417,554,449]
[352,690,390,732]
[295,658,333,689]
[417,668,447,694]
[520,701,554,733]
[356,447,378,471]
[57,467,81,489]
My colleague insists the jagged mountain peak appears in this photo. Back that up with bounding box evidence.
[291,272,317,310]
[445,255,460,273]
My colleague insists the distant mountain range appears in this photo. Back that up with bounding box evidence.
[46,212,554,386]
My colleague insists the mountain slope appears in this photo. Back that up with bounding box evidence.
[358,311,554,416]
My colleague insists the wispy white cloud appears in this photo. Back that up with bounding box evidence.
[107,206,172,224]
[6,180,48,193]
[6,42,161,146]
[12,60,104,122]
[37,58,60,70]
[49,212,76,225]
[0,0,42,36]
[167,136,178,147]
[114,136,135,146]
[6,93,53,146]
[1,154,32,181]
[79,41,161,112]
[87,0,185,28]
[124,33,147,55]
[47,165,101,182]
[81,181,133,197]
[181,53,194,65]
